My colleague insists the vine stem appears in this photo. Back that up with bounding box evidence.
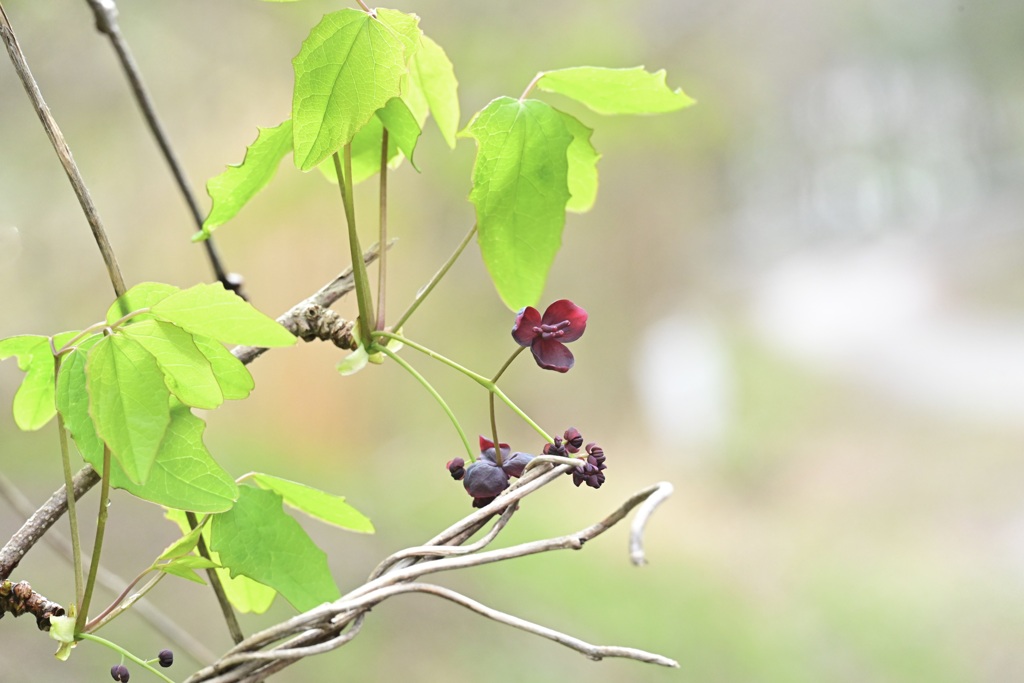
[376,129,389,331]
[78,633,177,683]
[334,148,375,348]
[378,346,474,462]
[52,352,84,607]
[75,444,112,634]
[0,3,126,299]
[187,510,244,644]
[519,71,545,100]
[82,565,153,632]
[85,569,165,633]
[82,0,239,293]
[374,331,553,443]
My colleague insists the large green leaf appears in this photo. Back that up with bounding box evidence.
[408,34,459,147]
[86,334,171,484]
[292,8,421,170]
[106,282,179,324]
[463,97,572,310]
[122,320,223,410]
[251,473,374,533]
[165,509,277,613]
[191,335,254,400]
[150,283,296,347]
[317,97,422,186]
[536,66,695,115]
[199,120,294,239]
[211,486,340,612]
[557,110,601,213]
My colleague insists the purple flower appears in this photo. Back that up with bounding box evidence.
[512,299,588,372]
[457,437,536,507]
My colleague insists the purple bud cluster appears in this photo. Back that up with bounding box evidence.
[546,427,608,489]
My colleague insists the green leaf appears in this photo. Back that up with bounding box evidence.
[105,405,239,512]
[122,320,223,410]
[316,97,421,186]
[251,473,374,533]
[151,283,296,347]
[377,97,422,169]
[0,335,57,431]
[192,335,254,400]
[86,334,172,484]
[463,97,572,310]
[292,8,421,170]
[199,121,294,240]
[166,510,276,613]
[157,557,214,584]
[56,338,104,463]
[336,345,368,376]
[409,34,459,147]
[211,486,340,612]
[106,282,180,324]
[157,524,204,561]
[557,110,601,213]
[536,66,695,115]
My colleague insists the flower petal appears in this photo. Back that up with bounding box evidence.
[531,339,575,372]
[511,306,542,346]
[541,299,588,342]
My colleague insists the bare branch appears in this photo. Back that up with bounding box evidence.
[630,481,673,566]
[184,472,677,682]
[0,3,125,297]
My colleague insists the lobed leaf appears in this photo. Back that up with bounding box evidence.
[122,320,223,410]
[166,509,277,613]
[292,8,421,170]
[557,110,601,213]
[211,486,340,612]
[199,121,294,239]
[408,34,460,147]
[106,282,179,324]
[251,473,374,533]
[463,97,572,310]
[151,282,296,347]
[86,334,171,484]
[536,66,695,115]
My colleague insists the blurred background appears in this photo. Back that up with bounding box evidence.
[2,0,1024,681]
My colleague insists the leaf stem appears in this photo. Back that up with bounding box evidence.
[52,352,84,607]
[374,331,553,443]
[78,633,177,683]
[334,148,375,348]
[378,346,474,462]
[75,444,112,634]
[376,129,389,332]
[519,71,545,100]
[391,223,477,333]
[82,564,154,632]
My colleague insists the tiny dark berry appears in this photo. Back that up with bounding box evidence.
[446,458,466,480]
[111,664,130,682]
[158,649,174,668]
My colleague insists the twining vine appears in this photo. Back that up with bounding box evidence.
[0,1,694,681]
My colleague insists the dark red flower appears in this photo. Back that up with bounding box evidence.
[512,299,588,372]
[456,437,535,507]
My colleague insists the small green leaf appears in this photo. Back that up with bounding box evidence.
[336,345,368,376]
[211,486,340,612]
[409,34,459,147]
[251,473,374,533]
[166,509,276,613]
[557,110,601,213]
[106,282,180,324]
[292,8,421,170]
[157,524,204,561]
[463,97,572,310]
[86,334,172,484]
[536,66,695,115]
[122,320,223,410]
[157,557,212,584]
[56,338,104,463]
[0,335,57,431]
[192,335,254,400]
[316,99,420,185]
[377,97,422,169]
[199,120,294,239]
[151,282,296,347]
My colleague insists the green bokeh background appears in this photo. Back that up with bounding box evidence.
[2,0,1024,681]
